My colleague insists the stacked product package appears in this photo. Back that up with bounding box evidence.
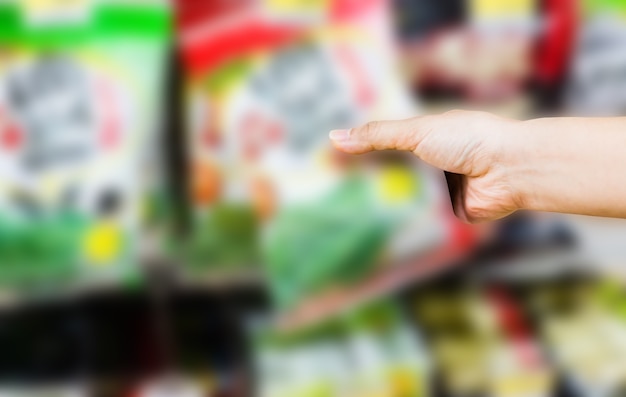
[0,1,171,291]
[251,299,430,397]
[177,0,475,325]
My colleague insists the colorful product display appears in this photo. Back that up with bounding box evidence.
[1,2,625,396]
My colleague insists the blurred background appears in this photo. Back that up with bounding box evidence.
[1,0,626,396]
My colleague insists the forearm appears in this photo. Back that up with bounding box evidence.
[508,117,626,218]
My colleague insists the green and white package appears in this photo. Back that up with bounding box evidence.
[342,300,430,397]
[0,1,170,288]
[251,300,430,397]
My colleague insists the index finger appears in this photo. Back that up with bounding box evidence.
[329,117,429,154]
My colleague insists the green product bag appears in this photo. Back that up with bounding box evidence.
[263,176,394,310]
[0,2,171,290]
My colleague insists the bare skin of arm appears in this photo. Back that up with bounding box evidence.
[329,110,626,223]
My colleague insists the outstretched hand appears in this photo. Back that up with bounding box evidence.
[330,110,524,223]
[332,111,626,222]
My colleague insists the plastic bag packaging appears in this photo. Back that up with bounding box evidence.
[0,1,171,291]
[178,0,474,327]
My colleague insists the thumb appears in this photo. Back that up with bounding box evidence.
[329,117,428,155]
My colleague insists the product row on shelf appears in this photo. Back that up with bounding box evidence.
[1,264,626,397]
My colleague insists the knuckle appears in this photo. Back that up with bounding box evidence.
[363,120,381,138]
[463,196,489,223]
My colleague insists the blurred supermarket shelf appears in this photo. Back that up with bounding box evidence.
[564,215,626,272]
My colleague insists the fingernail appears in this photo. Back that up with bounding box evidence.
[329,129,350,141]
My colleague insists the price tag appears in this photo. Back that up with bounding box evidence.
[23,0,92,27]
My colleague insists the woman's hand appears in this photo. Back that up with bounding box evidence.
[330,110,523,223]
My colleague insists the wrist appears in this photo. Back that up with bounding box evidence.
[493,117,539,214]
[501,117,560,214]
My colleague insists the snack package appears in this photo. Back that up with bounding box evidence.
[409,283,553,397]
[250,299,429,397]
[178,0,474,325]
[251,316,347,397]
[341,300,430,397]
[0,1,171,290]
[565,13,626,116]
[528,277,626,396]
[484,286,554,397]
